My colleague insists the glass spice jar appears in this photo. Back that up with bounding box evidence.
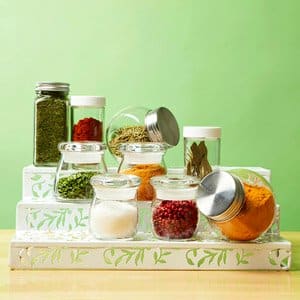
[151,175,200,241]
[183,126,221,179]
[118,142,167,201]
[106,106,179,159]
[34,82,69,166]
[90,174,140,240]
[197,169,276,241]
[71,96,105,142]
[54,142,107,203]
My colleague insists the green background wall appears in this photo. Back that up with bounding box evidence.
[1,0,299,230]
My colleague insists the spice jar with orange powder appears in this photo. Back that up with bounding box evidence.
[118,143,167,201]
[197,169,276,241]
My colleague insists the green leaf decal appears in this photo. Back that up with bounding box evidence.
[31,175,42,181]
[103,248,150,267]
[153,249,172,265]
[269,257,277,266]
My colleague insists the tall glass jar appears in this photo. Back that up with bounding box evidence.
[106,106,179,159]
[183,126,221,179]
[34,82,69,166]
[54,142,107,203]
[90,174,140,240]
[118,142,167,201]
[197,169,276,241]
[151,175,200,241]
[71,96,105,142]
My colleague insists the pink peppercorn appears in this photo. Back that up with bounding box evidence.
[152,200,199,240]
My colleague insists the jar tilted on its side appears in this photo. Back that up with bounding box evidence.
[71,96,105,142]
[34,82,69,166]
[90,174,140,240]
[151,175,200,241]
[54,142,107,203]
[118,142,167,201]
[183,126,221,179]
[106,106,179,159]
[197,170,276,241]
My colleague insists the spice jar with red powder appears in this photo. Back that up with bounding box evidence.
[71,96,105,142]
[151,175,200,241]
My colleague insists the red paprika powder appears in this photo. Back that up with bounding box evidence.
[73,117,103,141]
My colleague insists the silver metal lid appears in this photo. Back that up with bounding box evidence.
[35,82,70,92]
[58,142,106,153]
[145,107,179,146]
[197,171,245,222]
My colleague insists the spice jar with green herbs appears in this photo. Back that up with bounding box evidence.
[34,82,69,166]
[54,142,107,203]
[106,106,179,159]
[183,126,221,179]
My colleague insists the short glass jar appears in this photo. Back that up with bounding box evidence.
[34,82,69,166]
[183,126,221,179]
[90,174,140,240]
[54,142,107,203]
[71,96,105,142]
[118,142,167,201]
[106,106,179,159]
[197,169,276,241]
[151,175,200,241]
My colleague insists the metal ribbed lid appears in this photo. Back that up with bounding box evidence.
[35,82,70,92]
[196,171,245,222]
[145,107,179,146]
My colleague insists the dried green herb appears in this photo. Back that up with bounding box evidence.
[35,97,68,165]
[186,141,212,179]
[57,171,97,200]
[108,125,150,157]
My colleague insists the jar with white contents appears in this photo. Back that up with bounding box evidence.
[90,174,140,240]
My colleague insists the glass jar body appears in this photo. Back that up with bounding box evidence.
[90,174,139,240]
[118,143,167,201]
[90,192,138,240]
[151,176,200,241]
[183,126,221,179]
[106,106,151,158]
[34,90,69,166]
[71,106,105,142]
[54,143,107,203]
[212,169,276,241]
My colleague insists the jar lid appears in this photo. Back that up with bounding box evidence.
[119,142,167,153]
[197,171,245,222]
[70,96,106,107]
[145,107,179,146]
[59,142,106,153]
[35,82,70,92]
[183,126,221,138]
[91,174,140,189]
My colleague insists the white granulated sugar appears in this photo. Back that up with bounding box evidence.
[90,201,137,239]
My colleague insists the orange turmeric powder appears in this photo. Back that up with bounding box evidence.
[121,164,166,201]
[215,183,275,241]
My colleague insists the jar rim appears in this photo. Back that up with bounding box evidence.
[119,142,168,153]
[91,174,140,188]
[151,175,200,189]
[58,142,106,153]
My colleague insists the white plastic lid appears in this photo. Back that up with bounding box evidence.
[71,96,106,107]
[183,126,221,138]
